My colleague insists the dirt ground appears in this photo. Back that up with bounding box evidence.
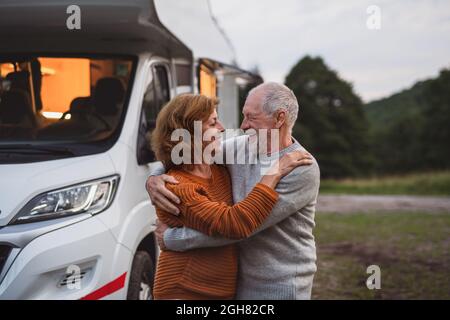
[317,194,450,213]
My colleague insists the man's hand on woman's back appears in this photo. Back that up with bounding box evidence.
[146,174,181,215]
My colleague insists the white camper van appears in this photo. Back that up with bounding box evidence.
[0,0,259,299]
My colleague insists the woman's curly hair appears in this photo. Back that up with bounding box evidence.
[150,94,219,170]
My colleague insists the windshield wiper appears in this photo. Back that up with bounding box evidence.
[0,144,75,156]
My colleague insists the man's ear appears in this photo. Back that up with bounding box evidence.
[275,109,287,129]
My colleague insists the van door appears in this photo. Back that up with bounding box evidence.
[137,61,172,165]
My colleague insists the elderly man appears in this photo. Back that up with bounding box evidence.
[147,82,320,299]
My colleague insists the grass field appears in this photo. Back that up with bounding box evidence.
[312,211,450,299]
[320,171,450,196]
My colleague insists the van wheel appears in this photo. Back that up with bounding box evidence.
[127,251,154,300]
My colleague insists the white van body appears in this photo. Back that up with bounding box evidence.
[0,0,259,300]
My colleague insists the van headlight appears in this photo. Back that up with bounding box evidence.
[11,175,119,225]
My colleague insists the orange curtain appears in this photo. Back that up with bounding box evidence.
[39,58,90,113]
[199,64,216,98]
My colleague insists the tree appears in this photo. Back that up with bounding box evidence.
[421,68,450,169]
[285,56,373,178]
[365,67,450,174]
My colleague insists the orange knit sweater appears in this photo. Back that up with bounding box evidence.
[153,164,279,300]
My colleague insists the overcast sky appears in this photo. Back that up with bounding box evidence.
[209,0,450,102]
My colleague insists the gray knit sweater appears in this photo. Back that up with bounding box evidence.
[153,135,320,299]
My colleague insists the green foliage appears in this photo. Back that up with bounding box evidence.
[421,69,450,169]
[366,68,450,174]
[365,80,428,129]
[284,54,449,178]
[285,56,373,178]
[320,170,450,196]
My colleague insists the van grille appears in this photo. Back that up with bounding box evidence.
[59,270,88,287]
[0,245,12,275]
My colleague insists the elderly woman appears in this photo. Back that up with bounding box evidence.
[150,94,309,300]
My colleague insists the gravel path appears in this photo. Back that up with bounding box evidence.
[317,194,450,213]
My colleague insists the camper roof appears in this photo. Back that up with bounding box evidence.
[0,0,192,59]
[199,58,263,83]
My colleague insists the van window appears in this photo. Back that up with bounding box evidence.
[175,64,192,87]
[0,55,135,163]
[199,64,216,98]
[137,64,171,165]
[142,64,170,130]
[154,65,170,110]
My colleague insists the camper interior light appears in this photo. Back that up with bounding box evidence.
[42,111,67,119]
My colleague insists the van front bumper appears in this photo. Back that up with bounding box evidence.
[0,213,131,300]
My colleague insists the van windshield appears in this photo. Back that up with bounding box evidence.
[0,55,135,163]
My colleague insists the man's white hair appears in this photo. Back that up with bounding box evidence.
[248,82,299,130]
